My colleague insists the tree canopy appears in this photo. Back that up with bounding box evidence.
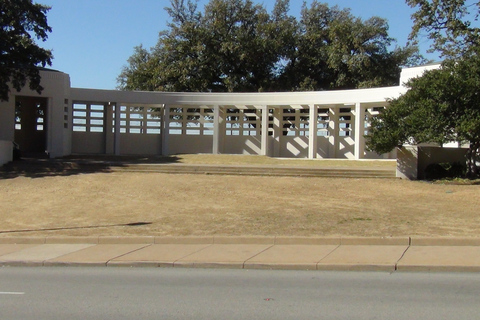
[118,0,424,92]
[0,0,53,101]
[366,0,480,178]
[366,58,480,177]
[407,0,480,58]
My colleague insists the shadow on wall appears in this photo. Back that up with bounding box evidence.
[396,146,418,180]
[0,155,181,180]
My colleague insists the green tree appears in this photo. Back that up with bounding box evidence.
[0,0,53,101]
[366,58,480,177]
[116,45,160,91]
[407,0,480,58]
[282,1,425,91]
[118,0,424,92]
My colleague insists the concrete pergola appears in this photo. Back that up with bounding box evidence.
[0,63,440,167]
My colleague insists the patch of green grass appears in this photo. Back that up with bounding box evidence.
[431,178,480,185]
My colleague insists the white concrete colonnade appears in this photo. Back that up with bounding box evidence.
[0,64,441,166]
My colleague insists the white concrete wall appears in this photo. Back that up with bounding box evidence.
[63,63,439,160]
[396,146,419,179]
[71,86,407,107]
[0,140,12,166]
[280,137,309,158]
[1,69,71,159]
[169,135,213,154]
[68,104,398,159]
[120,134,162,155]
[72,132,105,154]
[336,136,356,159]
[397,146,469,179]
[223,136,262,155]
[400,63,441,86]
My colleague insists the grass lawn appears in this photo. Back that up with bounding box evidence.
[0,154,478,238]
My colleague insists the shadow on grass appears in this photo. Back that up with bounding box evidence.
[0,155,181,179]
[0,222,153,234]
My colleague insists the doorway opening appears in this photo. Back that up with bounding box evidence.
[14,96,48,157]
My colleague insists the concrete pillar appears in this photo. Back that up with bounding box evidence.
[261,105,269,156]
[114,102,121,155]
[44,98,52,156]
[162,105,170,155]
[396,146,418,179]
[328,106,338,158]
[105,102,114,154]
[0,98,14,165]
[0,97,14,142]
[354,102,366,160]
[308,104,318,159]
[272,108,282,157]
[213,105,221,154]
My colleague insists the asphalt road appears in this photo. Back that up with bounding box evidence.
[1,268,479,320]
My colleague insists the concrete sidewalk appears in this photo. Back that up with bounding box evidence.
[1,236,480,272]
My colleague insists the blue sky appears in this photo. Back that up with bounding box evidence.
[39,0,439,90]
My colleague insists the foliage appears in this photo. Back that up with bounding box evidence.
[424,162,466,180]
[118,0,424,92]
[0,0,53,101]
[280,2,425,91]
[366,57,480,177]
[407,0,480,58]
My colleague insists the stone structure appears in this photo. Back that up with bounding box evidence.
[0,64,441,173]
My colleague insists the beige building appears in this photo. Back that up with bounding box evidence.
[0,64,440,167]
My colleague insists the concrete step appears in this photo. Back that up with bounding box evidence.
[2,159,396,179]
[113,164,395,178]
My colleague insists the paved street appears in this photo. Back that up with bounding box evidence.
[1,268,480,320]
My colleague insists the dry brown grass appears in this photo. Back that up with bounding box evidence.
[1,168,479,238]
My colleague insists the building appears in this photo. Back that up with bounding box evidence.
[0,64,440,167]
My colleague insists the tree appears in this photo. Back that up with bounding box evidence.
[280,2,425,91]
[0,0,53,101]
[407,0,480,58]
[116,45,160,91]
[118,0,423,92]
[366,58,480,177]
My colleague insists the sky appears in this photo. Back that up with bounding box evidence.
[39,0,440,90]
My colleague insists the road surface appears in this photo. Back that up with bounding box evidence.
[1,268,479,319]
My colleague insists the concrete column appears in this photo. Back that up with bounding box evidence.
[354,102,366,160]
[162,105,170,155]
[272,108,282,157]
[105,102,114,154]
[44,98,52,157]
[0,97,14,142]
[396,146,418,179]
[308,104,318,159]
[213,105,220,154]
[261,105,269,156]
[328,106,338,158]
[0,97,14,165]
[114,102,121,155]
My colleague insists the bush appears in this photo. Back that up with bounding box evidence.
[424,162,466,180]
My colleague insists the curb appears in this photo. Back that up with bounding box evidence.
[2,236,480,246]
[2,237,480,272]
